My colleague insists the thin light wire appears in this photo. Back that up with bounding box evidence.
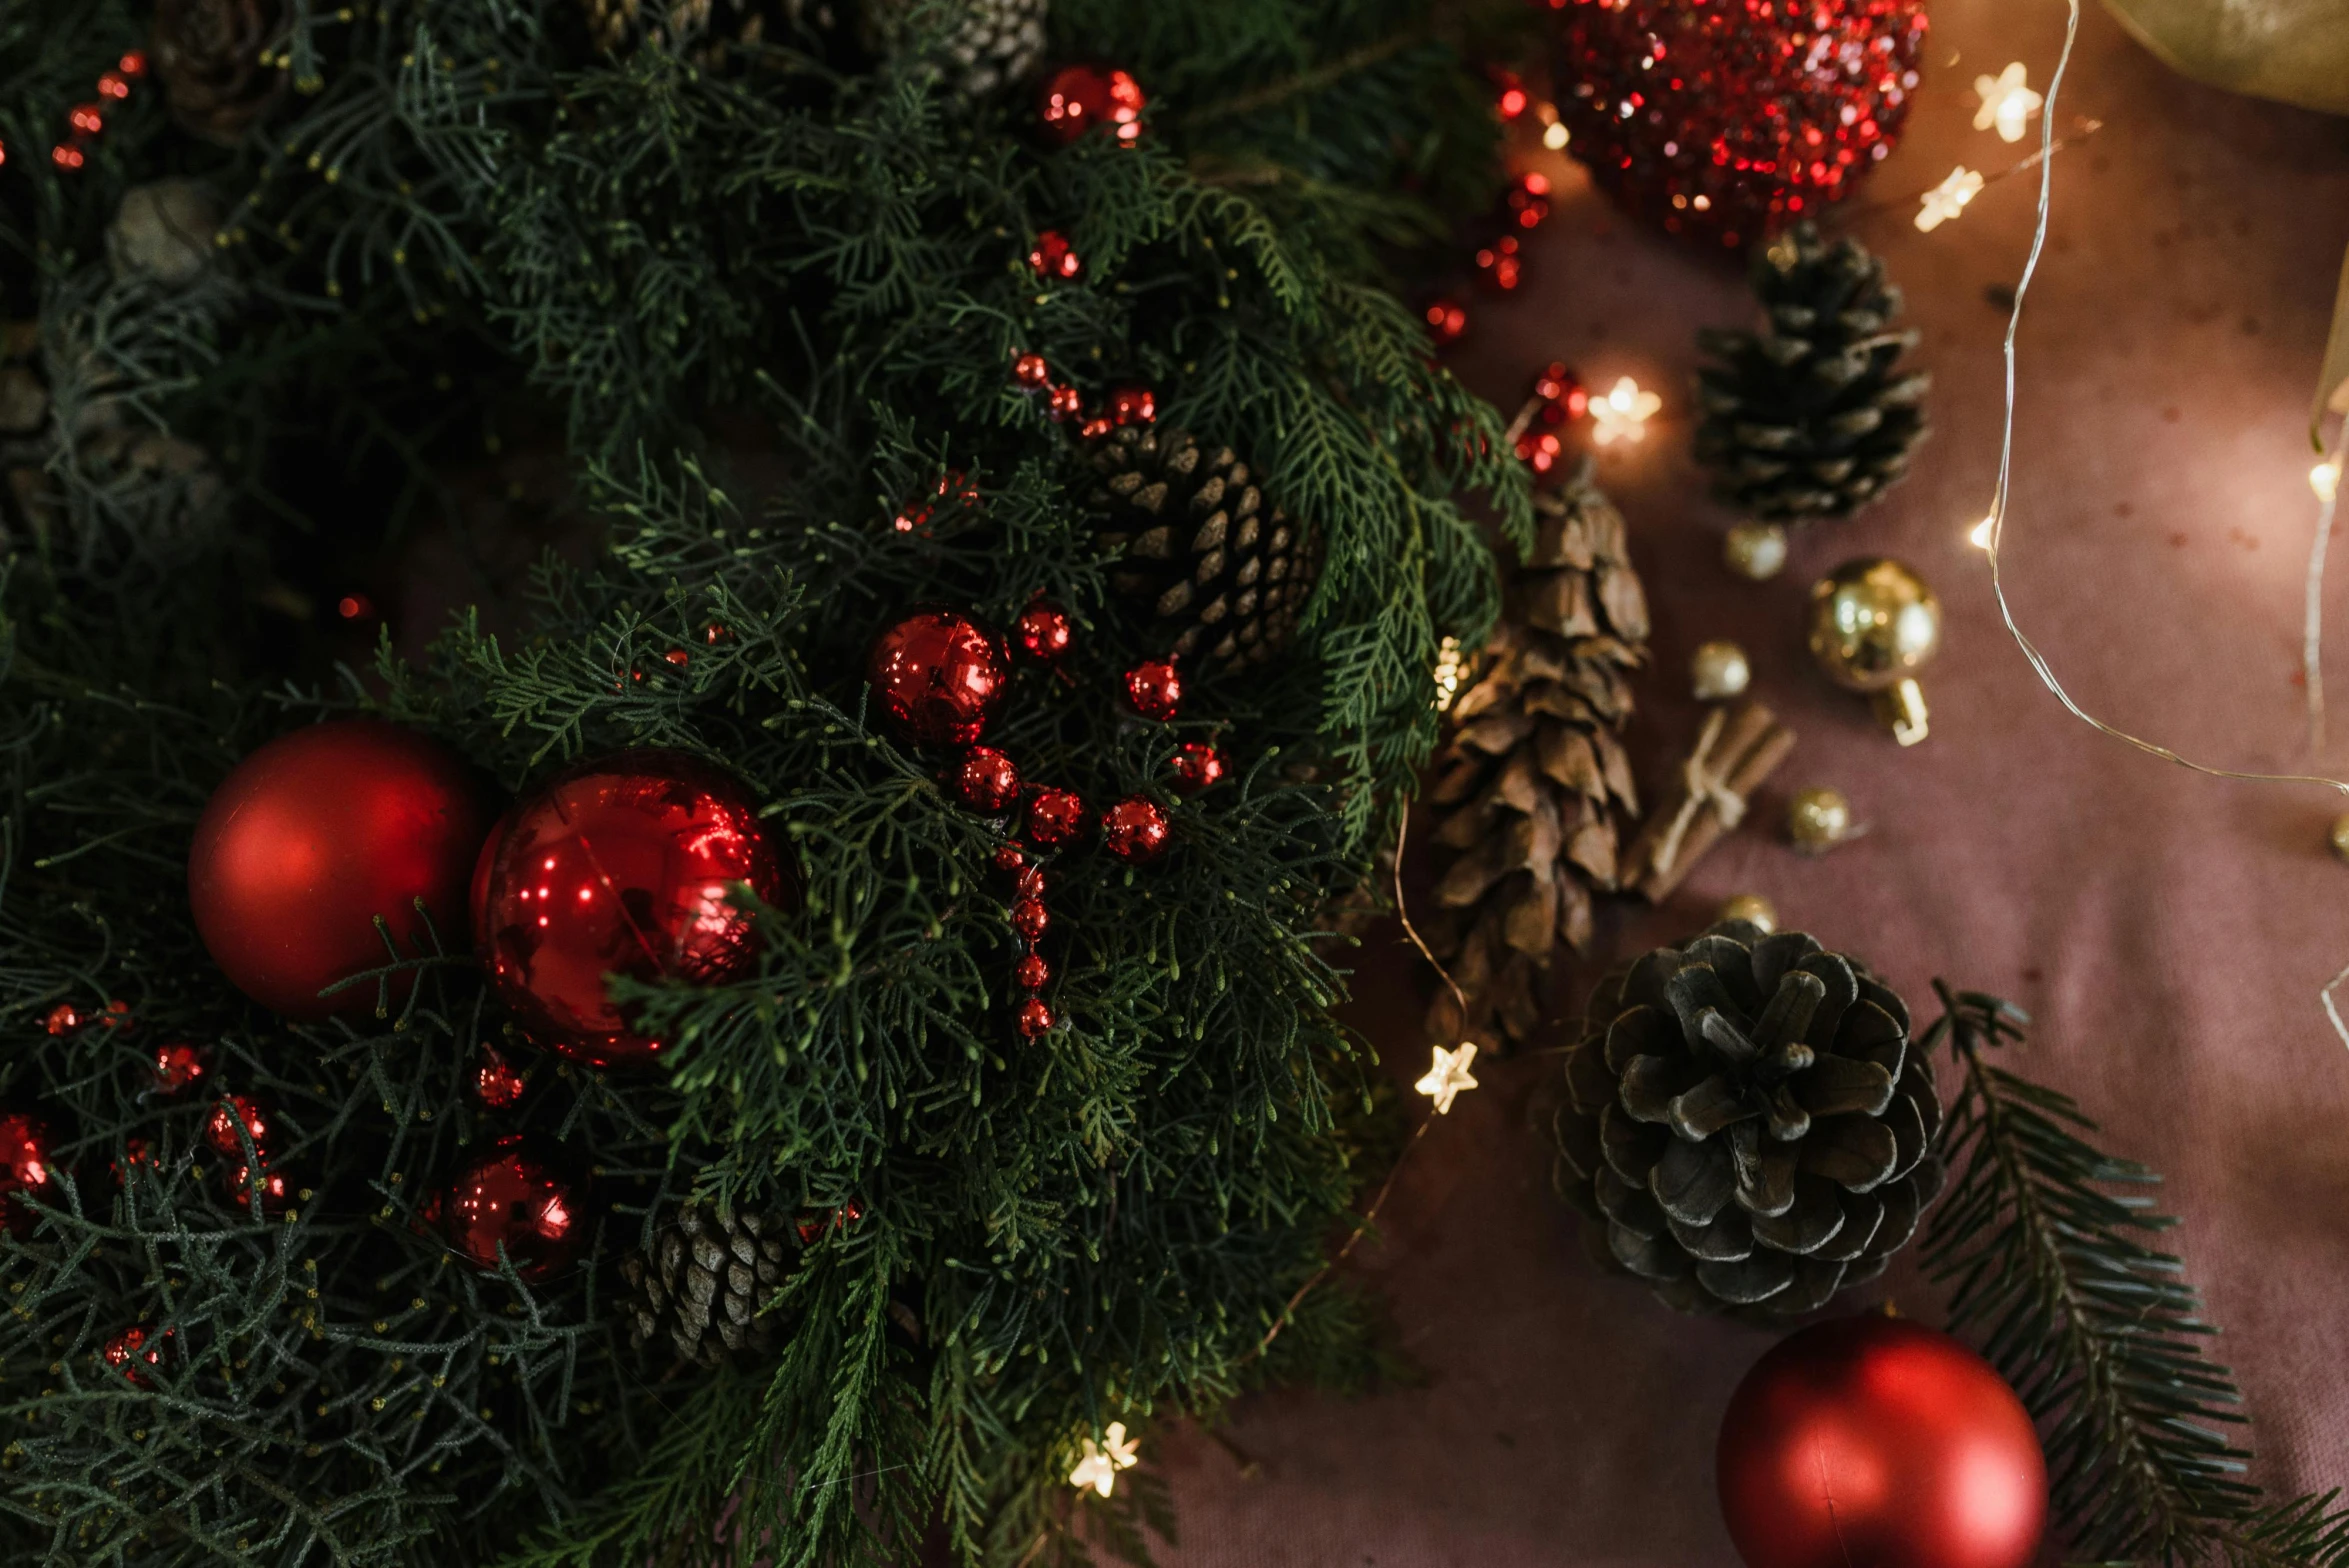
[2301,420,2346,748]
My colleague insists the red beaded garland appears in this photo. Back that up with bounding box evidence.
[1106,385,1156,427]
[1100,796,1170,863]
[953,746,1025,814]
[1123,660,1182,723]
[1545,0,1928,250]
[1039,65,1145,146]
[187,720,494,1021]
[1718,1315,2045,1568]
[472,750,795,1069]
[435,1136,587,1282]
[866,608,1011,748]
[1014,601,1074,663]
[1014,865,1045,898]
[0,1111,59,1239]
[1009,897,1050,942]
[1046,384,1084,421]
[1168,742,1226,794]
[1012,352,1053,389]
[1014,953,1050,990]
[992,843,1027,873]
[1015,997,1056,1038]
[1028,229,1081,281]
[1025,787,1089,847]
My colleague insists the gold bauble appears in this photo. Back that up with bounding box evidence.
[2329,812,2349,864]
[1723,521,1789,582]
[1807,558,1942,745]
[1689,639,1752,702]
[1718,893,1778,934]
[1787,786,1856,853]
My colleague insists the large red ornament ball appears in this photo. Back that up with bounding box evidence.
[434,1135,587,1282]
[188,720,493,1020]
[953,746,1024,814]
[1547,0,1928,251]
[471,750,796,1069]
[0,1110,59,1239]
[866,609,1011,749]
[1039,65,1145,146]
[1718,1315,2045,1568]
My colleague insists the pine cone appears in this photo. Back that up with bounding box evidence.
[618,1202,794,1369]
[1553,919,1945,1318]
[1089,425,1322,673]
[1693,221,1929,525]
[863,0,1047,95]
[152,0,286,148]
[1423,465,1646,1051]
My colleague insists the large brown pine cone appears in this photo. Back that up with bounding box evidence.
[153,0,287,147]
[618,1202,794,1369]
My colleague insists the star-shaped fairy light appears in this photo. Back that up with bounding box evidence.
[1588,376,1661,446]
[1069,1422,1141,1497]
[1915,167,1985,233]
[1414,1042,1480,1115]
[1431,635,1469,713]
[1972,62,2043,144]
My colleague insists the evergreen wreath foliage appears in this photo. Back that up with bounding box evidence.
[0,1,1527,1564]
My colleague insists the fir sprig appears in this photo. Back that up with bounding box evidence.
[1920,984,2348,1568]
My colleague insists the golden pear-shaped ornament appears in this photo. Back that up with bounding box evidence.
[1807,558,1942,746]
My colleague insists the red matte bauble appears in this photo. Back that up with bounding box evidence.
[1015,997,1055,1038]
[1015,602,1074,663]
[1039,65,1145,146]
[1547,0,1927,251]
[0,1111,59,1239]
[1168,742,1225,794]
[1009,897,1050,943]
[1124,660,1182,723]
[188,721,493,1020]
[953,746,1024,814]
[1718,1315,2045,1568]
[437,1136,587,1282]
[1100,796,1170,863]
[866,609,1010,749]
[1013,952,1049,990]
[1026,787,1088,847]
[472,750,795,1068]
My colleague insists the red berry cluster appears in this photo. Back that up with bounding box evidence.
[1010,351,1156,442]
[1515,360,1590,477]
[1038,65,1145,147]
[1425,169,1558,346]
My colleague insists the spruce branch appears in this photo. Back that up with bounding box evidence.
[1921,983,2346,1568]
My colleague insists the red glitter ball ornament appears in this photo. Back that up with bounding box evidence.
[1014,952,1049,990]
[866,608,1011,748]
[0,1111,59,1239]
[151,1042,206,1094]
[953,746,1024,815]
[1015,865,1045,898]
[1028,229,1082,280]
[1014,601,1074,663]
[1547,0,1927,250]
[1015,997,1055,1038]
[1009,897,1050,943]
[795,1200,865,1247]
[1718,1315,2045,1568]
[1046,383,1084,421]
[1012,352,1052,389]
[1106,385,1156,426]
[44,1003,82,1035]
[475,1045,528,1109]
[1039,65,1145,146]
[992,843,1027,873]
[1100,796,1170,863]
[472,751,795,1069]
[222,1159,291,1215]
[205,1094,271,1158]
[1168,742,1225,794]
[1123,660,1182,723]
[188,721,494,1021]
[103,1325,168,1386]
[1025,787,1088,847]
[434,1135,587,1282]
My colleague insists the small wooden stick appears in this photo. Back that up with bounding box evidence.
[1622,701,1795,902]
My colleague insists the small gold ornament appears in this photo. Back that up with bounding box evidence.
[2329,812,2349,863]
[1787,786,1859,853]
[1718,893,1778,933]
[1690,639,1752,702]
[1806,558,1942,746]
[1723,521,1789,582]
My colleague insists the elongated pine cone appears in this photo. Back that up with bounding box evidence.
[1553,920,1945,1318]
[1422,465,1647,1051]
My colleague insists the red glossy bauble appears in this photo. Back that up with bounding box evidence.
[1015,602,1074,663]
[953,746,1024,814]
[1168,742,1225,794]
[188,721,493,1020]
[222,1159,291,1216]
[1015,997,1055,1038]
[1123,660,1182,723]
[1025,787,1088,847]
[866,609,1011,749]
[151,1041,206,1094]
[992,843,1027,873]
[103,1325,168,1386]
[435,1136,587,1282]
[474,1045,527,1109]
[1547,0,1928,251]
[1009,897,1050,943]
[1100,796,1170,863]
[0,1111,59,1239]
[205,1094,271,1158]
[1039,65,1145,146]
[472,750,795,1069]
[1028,229,1081,281]
[1013,952,1050,990]
[1106,385,1156,427]
[1718,1315,2045,1568]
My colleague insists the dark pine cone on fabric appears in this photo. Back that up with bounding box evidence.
[1089,424,1322,673]
[618,1201,795,1369]
[152,0,286,147]
[1554,920,1944,1317]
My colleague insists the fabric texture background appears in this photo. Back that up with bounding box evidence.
[1152,2,2349,1561]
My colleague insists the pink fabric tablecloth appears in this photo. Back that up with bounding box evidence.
[1156,4,2349,1562]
